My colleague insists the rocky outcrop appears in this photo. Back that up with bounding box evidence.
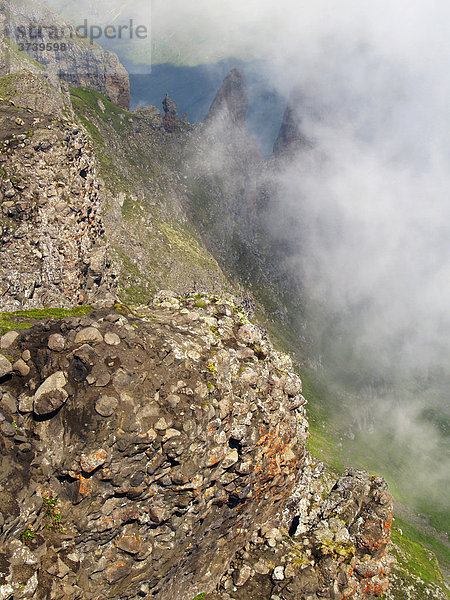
[273,92,311,156]
[132,105,164,129]
[0,97,116,311]
[219,467,393,600]
[0,292,392,600]
[205,68,248,127]
[2,0,130,110]
[162,93,179,132]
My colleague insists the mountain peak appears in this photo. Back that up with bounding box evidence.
[205,67,248,127]
[273,93,310,156]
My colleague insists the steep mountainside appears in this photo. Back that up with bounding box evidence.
[0,11,448,599]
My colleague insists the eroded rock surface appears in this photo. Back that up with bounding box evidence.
[0,292,392,600]
[0,98,116,311]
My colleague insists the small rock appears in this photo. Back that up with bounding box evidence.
[105,562,131,584]
[222,449,239,469]
[34,371,68,415]
[80,449,107,473]
[1,331,19,349]
[22,349,31,361]
[75,327,103,345]
[89,372,111,387]
[236,461,253,475]
[18,394,34,413]
[233,565,252,586]
[149,507,166,524]
[237,324,261,345]
[1,392,17,413]
[237,347,255,360]
[95,395,118,417]
[0,421,16,436]
[0,355,13,379]
[48,333,65,352]
[130,472,146,487]
[104,332,121,346]
[284,564,296,579]
[47,557,70,578]
[162,428,181,442]
[13,359,30,377]
[116,535,142,555]
[166,394,180,408]
[253,560,271,575]
[154,417,168,431]
[272,566,284,581]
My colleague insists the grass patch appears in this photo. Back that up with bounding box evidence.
[390,527,445,588]
[393,515,450,582]
[0,306,92,335]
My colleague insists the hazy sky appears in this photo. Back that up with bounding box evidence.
[168,0,450,514]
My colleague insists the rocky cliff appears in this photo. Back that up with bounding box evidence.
[0,96,116,311]
[0,0,129,110]
[0,292,392,600]
[3,18,447,597]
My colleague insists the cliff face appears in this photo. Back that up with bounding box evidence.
[1,0,130,110]
[0,95,116,311]
[0,292,392,600]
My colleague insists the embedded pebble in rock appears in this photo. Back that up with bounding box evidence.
[13,359,30,377]
[22,349,31,362]
[236,324,261,345]
[1,331,19,349]
[75,327,104,345]
[104,332,121,346]
[272,566,285,581]
[18,394,34,413]
[2,393,17,414]
[48,333,65,352]
[116,535,142,555]
[80,449,107,473]
[33,371,68,415]
[0,355,13,379]
[234,565,252,587]
[95,395,119,417]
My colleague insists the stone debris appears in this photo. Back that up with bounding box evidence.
[33,371,68,415]
[1,331,19,349]
[0,355,13,379]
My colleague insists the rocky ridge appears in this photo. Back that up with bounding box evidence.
[0,292,392,600]
[0,96,116,311]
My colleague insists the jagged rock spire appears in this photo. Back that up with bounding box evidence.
[162,92,178,132]
[205,67,248,127]
[273,94,310,156]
